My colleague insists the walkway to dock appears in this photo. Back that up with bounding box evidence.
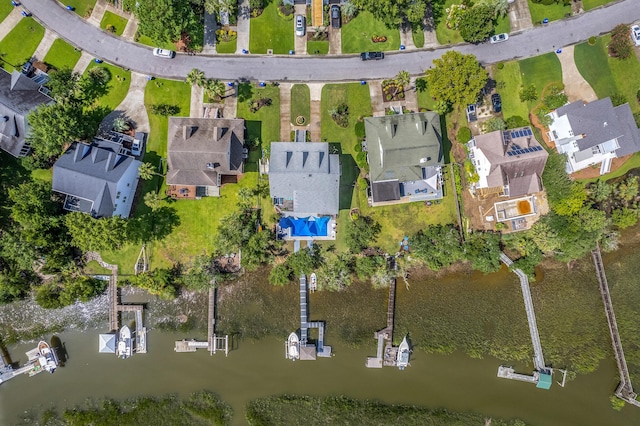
[500,253,546,371]
[591,244,640,406]
[300,274,308,344]
[366,277,399,368]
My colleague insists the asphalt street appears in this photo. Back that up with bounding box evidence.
[20,0,640,82]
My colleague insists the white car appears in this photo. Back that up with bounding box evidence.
[152,48,175,58]
[632,25,640,47]
[490,33,509,44]
[295,15,305,37]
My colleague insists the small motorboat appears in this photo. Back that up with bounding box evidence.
[396,336,411,370]
[117,325,132,359]
[287,332,300,361]
[38,341,58,373]
[309,273,317,292]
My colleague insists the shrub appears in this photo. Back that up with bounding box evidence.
[445,4,467,30]
[106,24,116,33]
[457,126,472,143]
[588,36,596,45]
[505,116,530,129]
[609,24,633,59]
[519,84,538,102]
[150,104,180,116]
[354,121,365,139]
[496,62,504,70]
[610,92,627,107]
[542,86,568,110]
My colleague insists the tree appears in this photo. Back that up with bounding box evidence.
[617,176,638,202]
[611,208,638,229]
[135,0,199,43]
[241,231,275,270]
[249,0,265,10]
[112,117,130,132]
[485,117,506,132]
[609,24,633,60]
[542,86,568,110]
[269,263,292,286]
[46,68,82,103]
[425,51,488,107]
[26,103,92,160]
[458,5,494,43]
[317,254,353,291]
[412,224,464,271]
[355,256,386,281]
[519,84,538,102]
[341,1,357,19]
[144,191,161,211]
[203,78,225,100]
[590,180,613,203]
[351,0,427,27]
[186,68,206,87]
[346,215,381,253]
[415,77,428,93]
[128,268,177,299]
[65,212,128,252]
[394,70,411,97]
[464,232,502,273]
[204,0,236,15]
[138,162,161,180]
[286,247,319,277]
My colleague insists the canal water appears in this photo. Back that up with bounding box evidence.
[3,235,640,424]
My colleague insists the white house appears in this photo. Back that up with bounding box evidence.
[547,98,640,175]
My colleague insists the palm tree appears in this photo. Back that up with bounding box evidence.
[112,117,130,132]
[394,70,411,97]
[203,78,225,100]
[138,162,162,180]
[186,68,206,87]
[144,191,161,211]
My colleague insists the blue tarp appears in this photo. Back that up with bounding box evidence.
[279,216,330,237]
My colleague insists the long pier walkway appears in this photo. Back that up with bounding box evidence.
[500,252,546,371]
[591,244,640,406]
[300,273,308,344]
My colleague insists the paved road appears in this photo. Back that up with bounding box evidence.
[21,0,640,82]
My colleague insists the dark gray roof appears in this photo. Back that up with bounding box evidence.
[0,69,53,157]
[166,117,245,186]
[52,140,141,217]
[474,127,548,195]
[556,98,640,155]
[269,142,340,216]
[365,112,443,183]
[372,180,401,203]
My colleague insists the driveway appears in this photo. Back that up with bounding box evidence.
[294,4,307,55]
[19,0,640,82]
[557,45,597,102]
[100,72,150,134]
[328,26,341,54]
[509,0,533,32]
[235,0,250,54]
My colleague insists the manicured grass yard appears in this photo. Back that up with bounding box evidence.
[64,0,97,18]
[528,0,571,25]
[216,39,237,54]
[518,52,562,101]
[136,33,175,50]
[249,2,294,54]
[84,61,131,111]
[307,41,329,55]
[412,26,425,48]
[0,19,44,72]
[43,38,81,70]
[100,10,128,37]
[0,1,14,22]
[494,15,511,34]
[581,0,614,10]
[290,84,310,126]
[236,85,281,147]
[435,0,463,45]
[416,82,438,112]
[340,11,400,53]
[492,61,530,121]
[574,35,640,114]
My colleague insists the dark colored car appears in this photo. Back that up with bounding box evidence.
[331,5,341,29]
[360,51,384,61]
[491,93,502,113]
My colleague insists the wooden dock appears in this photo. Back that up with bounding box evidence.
[366,277,399,368]
[117,304,146,354]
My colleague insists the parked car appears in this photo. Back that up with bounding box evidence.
[632,25,640,47]
[491,93,502,113]
[360,51,384,61]
[295,15,305,37]
[331,5,341,29]
[153,48,175,59]
[490,33,509,44]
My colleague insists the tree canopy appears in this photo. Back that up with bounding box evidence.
[135,0,199,44]
[350,0,428,27]
[425,51,488,107]
[459,5,494,43]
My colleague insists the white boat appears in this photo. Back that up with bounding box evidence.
[396,336,411,370]
[117,325,132,359]
[309,273,317,292]
[38,341,58,373]
[287,332,300,361]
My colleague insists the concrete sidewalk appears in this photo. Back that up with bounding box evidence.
[190,84,204,118]
[400,23,416,50]
[369,81,385,117]
[121,17,138,41]
[87,0,107,27]
[510,0,533,32]
[423,3,438,48]
[279,82,292,141]
[308,83,323,142]
[0,8,23,43]
[235,0,250,54]
[32,28,57,62]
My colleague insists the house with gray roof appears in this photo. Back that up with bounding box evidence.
[166,117,245,198]
[364,112,443,206]
[52,138,142,218]
[547,97,640,175]
[269,142,340,240]
[0,66,53,157]
[467,127,549,232]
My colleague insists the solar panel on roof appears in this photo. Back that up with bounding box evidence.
[507,151,514,156]
[525,129,533,136]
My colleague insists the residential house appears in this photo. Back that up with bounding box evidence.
[547,97,640,175]
[364,112,444,206]
[166,117,246,199]
[0,63,53,157]
[52,138,142,218]
[269,142,340,240]
[467,127,549,232]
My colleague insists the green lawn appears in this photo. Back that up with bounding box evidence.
[528,0,571,25]
[136,33,175,50]
[290,84,310,126]
[435,0,463,45]
[236,85,281,148]
[0,1,14,22]
[216,40,237,54]
[0,19,44,72]
[493,61,530,121]
[100,10,128,37]
[64,0,97,19]
[573,38,617,99]
[519,52,563,101]
[581,0,614,10]
[84,61,131,111]
[340,11,400,53]
[249,2,294,54]
[43,38,81,70]
[412,26,425,48]
[575,35,640,114]
[494,14,511,34]
[307,41,329,55]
